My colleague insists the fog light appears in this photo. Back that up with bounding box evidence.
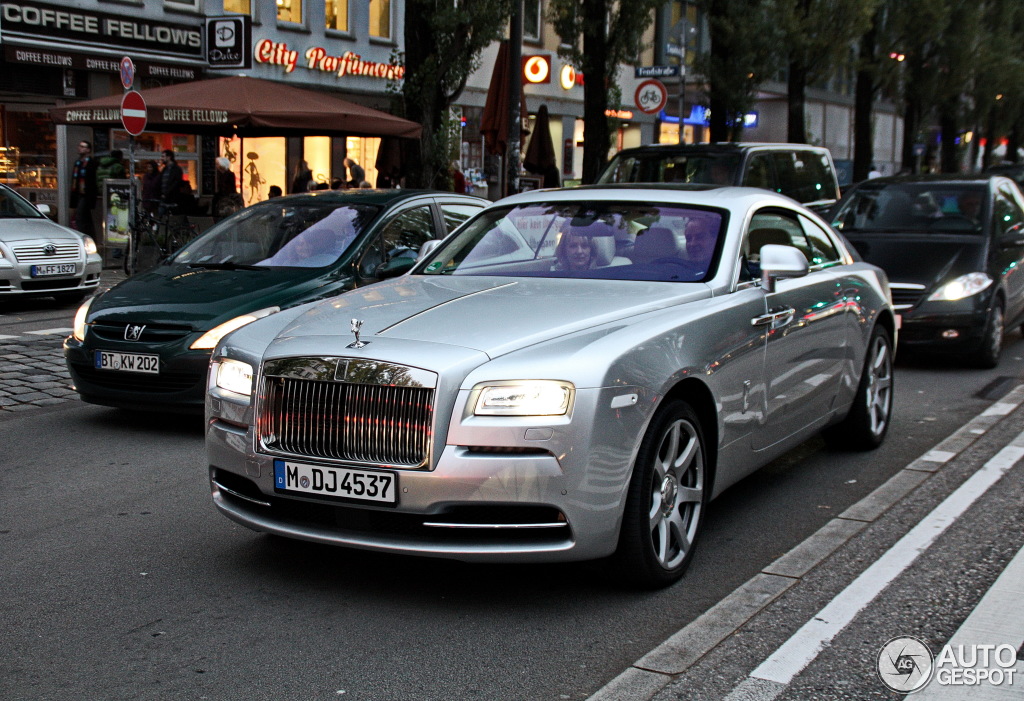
[941,329,960,339]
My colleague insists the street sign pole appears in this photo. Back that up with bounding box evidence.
[120,56,137,274]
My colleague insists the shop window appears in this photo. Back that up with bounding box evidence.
[370,0,391,39]
[278,0,302,24]
[223,0,251,13]
[327,0,349,31]
[524,0,541,42]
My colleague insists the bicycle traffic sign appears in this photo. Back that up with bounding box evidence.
[635,79,668,114]
[121,90,147,136]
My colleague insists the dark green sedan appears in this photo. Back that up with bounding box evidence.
[64,189,487,412]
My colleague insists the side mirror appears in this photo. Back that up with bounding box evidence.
[36,204,52,215]
[1001,223,1024,248]
[417,239,441,261]
[759,244,809,293]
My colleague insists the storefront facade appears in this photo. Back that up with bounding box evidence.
[0,0,406,238]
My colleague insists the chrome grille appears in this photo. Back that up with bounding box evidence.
[12,242,80,263]
[258,357,436,468]
[889,283,926,310]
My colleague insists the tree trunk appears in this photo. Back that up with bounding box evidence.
[709,92,729,142]
[901,100,919,174]
[852,16,877,182]
[787,61,808,144]
[580,0,610,184]
[939,105,959,173]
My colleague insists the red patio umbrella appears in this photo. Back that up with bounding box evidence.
[49,75,421,139]
[480,41,528,156]
[523,104,560,188]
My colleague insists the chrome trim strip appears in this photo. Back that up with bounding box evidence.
[422,521,570,529]
[214,481,272,508]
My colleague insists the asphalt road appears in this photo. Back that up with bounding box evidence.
[2,297,1024,700]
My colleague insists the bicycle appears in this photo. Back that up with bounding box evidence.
[124,201,200,275]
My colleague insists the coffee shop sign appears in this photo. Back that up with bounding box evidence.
[254,39,404,81]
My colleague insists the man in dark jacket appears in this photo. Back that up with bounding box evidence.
[159,149,184,215]
[70,140,97,236]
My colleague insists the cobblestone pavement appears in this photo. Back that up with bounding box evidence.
[0,269,127,413]
[0,334,78,412]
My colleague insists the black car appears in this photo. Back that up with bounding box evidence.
[596,142,841,212]
[64,189,487,412]
[829,174,1024,367]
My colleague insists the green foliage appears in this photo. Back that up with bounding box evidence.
[398,0,514,188]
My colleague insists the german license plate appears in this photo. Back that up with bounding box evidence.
[31,263,76,277]
[274,459,397,504]
[94,350,159,374]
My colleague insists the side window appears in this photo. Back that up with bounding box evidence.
[440,203,484,233]
[745,210,813,267]
[743,154,775,191]
[993,187,1024,232]
[772,151,832,204]
[360,206,437,275]
[798,215,842,267]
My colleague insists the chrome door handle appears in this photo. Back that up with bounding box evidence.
[751,306,796,327]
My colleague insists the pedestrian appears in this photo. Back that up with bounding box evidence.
[212,156,240,219]
[70,140,97,236]
[868,164,882,179]
[344,157,364,188]
[451,160,466,193]
[330,178,346,190]
[358,180,372,189]
[140,160,161,213]
[159,149,184,215]
[291,160,313,194]
[268,185,282,198]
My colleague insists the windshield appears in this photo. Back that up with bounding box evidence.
[0,186,46,219]
[172,201,380,268]
[597,152,741,186]
[831,183,988,234]
[418,202,726,283]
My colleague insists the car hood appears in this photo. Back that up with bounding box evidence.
[273,275,709,358]
[90,264,338,329]
[842,234,986,285]
[0,217,85,243]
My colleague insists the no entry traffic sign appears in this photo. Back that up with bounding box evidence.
[121,90,147,136]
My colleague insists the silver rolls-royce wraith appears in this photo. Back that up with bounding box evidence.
[205,185,896,588]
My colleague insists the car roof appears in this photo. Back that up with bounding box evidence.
[853,173,1009,188]
[609,142,832,157]
[494,183,804,210]
[256,189,486,206]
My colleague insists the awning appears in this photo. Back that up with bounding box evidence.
[49,75,421,139]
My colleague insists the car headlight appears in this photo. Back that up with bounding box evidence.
[190,307,279,350]
[82,236,98,256]
[215,359,254,396]
[927,273,993,302]
[72,297,94,341]
[474,381,574,416]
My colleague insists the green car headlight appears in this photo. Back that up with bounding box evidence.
[72,296,94,342]
[191,307,279,350]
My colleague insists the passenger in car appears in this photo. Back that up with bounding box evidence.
[683,216,720,271]
[554,230,594,271]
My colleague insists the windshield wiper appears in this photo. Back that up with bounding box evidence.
[187,262,269,271]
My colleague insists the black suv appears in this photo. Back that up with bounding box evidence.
[597,142,841,212]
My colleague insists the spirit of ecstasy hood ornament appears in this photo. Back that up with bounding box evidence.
[347,318,369,349]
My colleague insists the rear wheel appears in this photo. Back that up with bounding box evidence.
[824,325,893,450]
[611,399,708,589]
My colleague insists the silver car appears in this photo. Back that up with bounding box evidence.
[0,184,101,302]
[206,185,896,588]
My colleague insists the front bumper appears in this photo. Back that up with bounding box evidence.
[0,257,101,297]
[64,337,210,412]
[206,382,651,564]
[896,306,990,353]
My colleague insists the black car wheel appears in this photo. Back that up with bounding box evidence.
[824,325,894,450]
[612,399,707,589]
[973,301,1004,369]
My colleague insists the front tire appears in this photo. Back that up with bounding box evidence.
[972,301,1003,369]
[611,400,708,589]
[824,325,893,450]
